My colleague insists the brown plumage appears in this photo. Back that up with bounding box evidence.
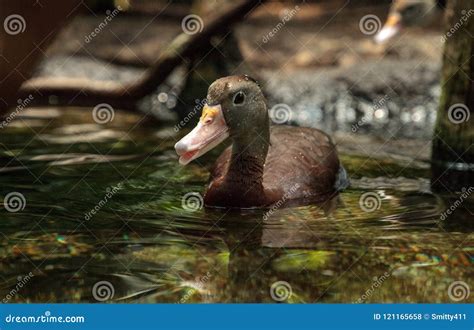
[206,126,344,208]
[175,75,348,209]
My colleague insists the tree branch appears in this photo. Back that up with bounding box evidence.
[19,0,266,110]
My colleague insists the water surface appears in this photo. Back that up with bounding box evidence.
[0,109,472,303]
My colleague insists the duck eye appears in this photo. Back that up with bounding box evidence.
[403,4,418,13]
[233,91,245,105]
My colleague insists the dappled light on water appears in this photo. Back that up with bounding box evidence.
[0,110,472,303]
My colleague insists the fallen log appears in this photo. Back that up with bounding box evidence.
[18,0,266,111]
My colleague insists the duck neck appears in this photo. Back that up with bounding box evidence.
[225,126,270,193]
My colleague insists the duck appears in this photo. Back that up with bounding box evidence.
[374,0,446,43]
[174,75,349,208]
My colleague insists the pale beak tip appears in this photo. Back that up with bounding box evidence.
[174,140,187,156]
[374,34,385,44]
[374,25,400,44]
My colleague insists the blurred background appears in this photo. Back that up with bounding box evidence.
[2,0,445,138]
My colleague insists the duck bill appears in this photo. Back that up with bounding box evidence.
[174,104,229,165]
[374,13,402,44]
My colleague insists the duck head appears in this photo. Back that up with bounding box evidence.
[374,0,438,43]
[175,75,269,165]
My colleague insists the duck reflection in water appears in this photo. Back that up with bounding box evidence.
[219,196,341,302]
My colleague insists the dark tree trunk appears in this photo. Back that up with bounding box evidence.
[0,1,82,115]
[431,0,474,192]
